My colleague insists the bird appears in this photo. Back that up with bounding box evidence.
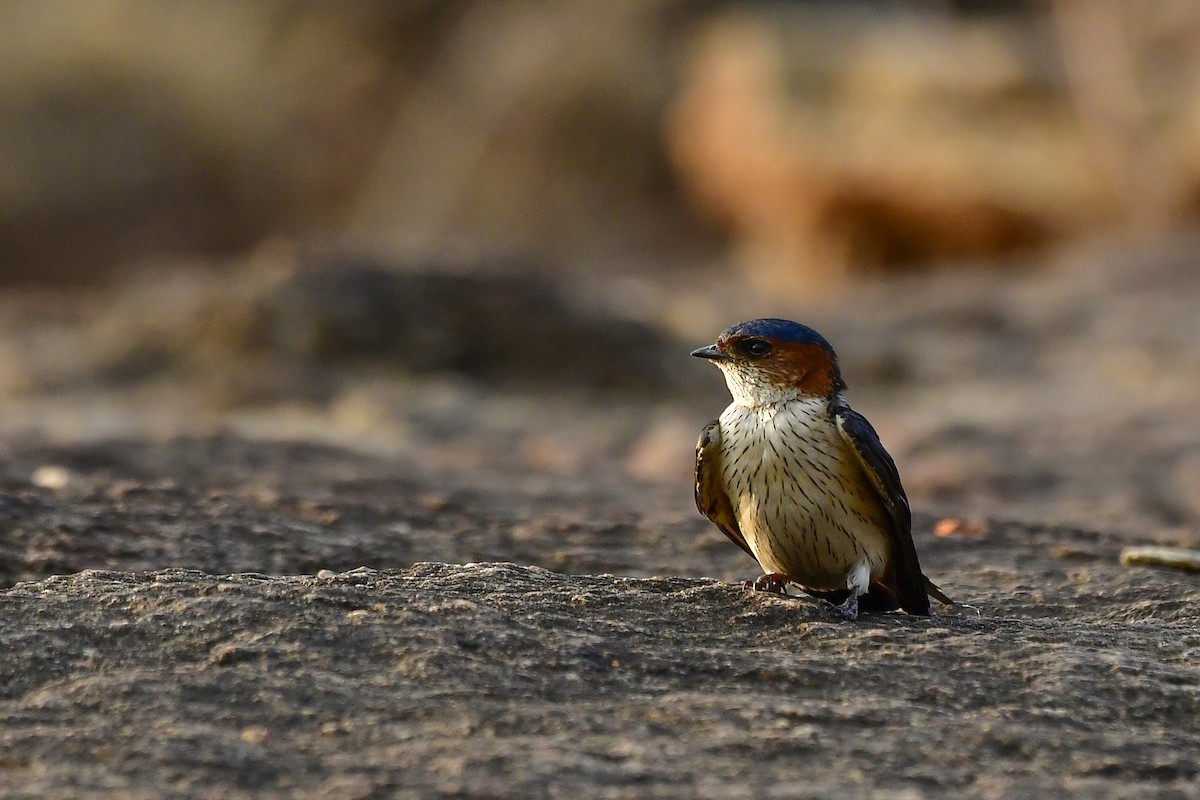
[692,318,952,619]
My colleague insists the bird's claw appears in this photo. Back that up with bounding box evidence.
[744,573,790,594]
[832,593,859,621]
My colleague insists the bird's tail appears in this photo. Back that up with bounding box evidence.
[924,577,954,606]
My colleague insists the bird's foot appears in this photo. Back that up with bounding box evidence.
[831,592,859,621]
[744,573,790,594]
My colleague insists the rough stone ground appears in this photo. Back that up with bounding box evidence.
[2,559,1197,800]
[2,236,1200,798]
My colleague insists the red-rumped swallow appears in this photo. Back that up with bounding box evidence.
[693,318,951,618]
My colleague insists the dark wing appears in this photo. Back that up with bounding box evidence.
[835,401,948,614]
[694,420,755,560]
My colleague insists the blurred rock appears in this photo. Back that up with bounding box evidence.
[61,253,691,402]
[261,254,687,394]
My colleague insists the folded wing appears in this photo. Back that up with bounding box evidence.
[835,401,949,614]
[694,420,754,560]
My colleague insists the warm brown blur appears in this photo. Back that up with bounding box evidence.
[6,1,1200,287]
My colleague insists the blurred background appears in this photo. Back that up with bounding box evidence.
[7,0,1200,284]
[3,0,1200,544]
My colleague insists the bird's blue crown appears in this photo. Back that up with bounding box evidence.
[722,318,836,354]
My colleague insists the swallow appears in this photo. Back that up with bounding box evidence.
[692,318,951,619]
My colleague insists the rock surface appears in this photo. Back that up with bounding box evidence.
[1,435,1198,799]
[3,236,1200,797]
[0,559,1196,799]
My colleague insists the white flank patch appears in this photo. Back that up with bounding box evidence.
[847,558,871,596]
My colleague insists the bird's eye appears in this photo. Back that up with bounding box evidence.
[745,340,772,357]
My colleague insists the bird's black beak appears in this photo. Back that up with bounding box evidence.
[691,344,730,361]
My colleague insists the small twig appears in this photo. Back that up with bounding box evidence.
[1119,546,1200,573]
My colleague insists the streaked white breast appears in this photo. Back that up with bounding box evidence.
[717,396,889,590]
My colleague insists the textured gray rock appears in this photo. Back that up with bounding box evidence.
[4,237,1200,797]
[2,561,1197,799]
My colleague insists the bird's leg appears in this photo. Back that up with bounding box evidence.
[831,592,859,621]
[744,572,790,594]
[832,559,869,620]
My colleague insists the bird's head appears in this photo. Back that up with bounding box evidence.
[691,318,845,405]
